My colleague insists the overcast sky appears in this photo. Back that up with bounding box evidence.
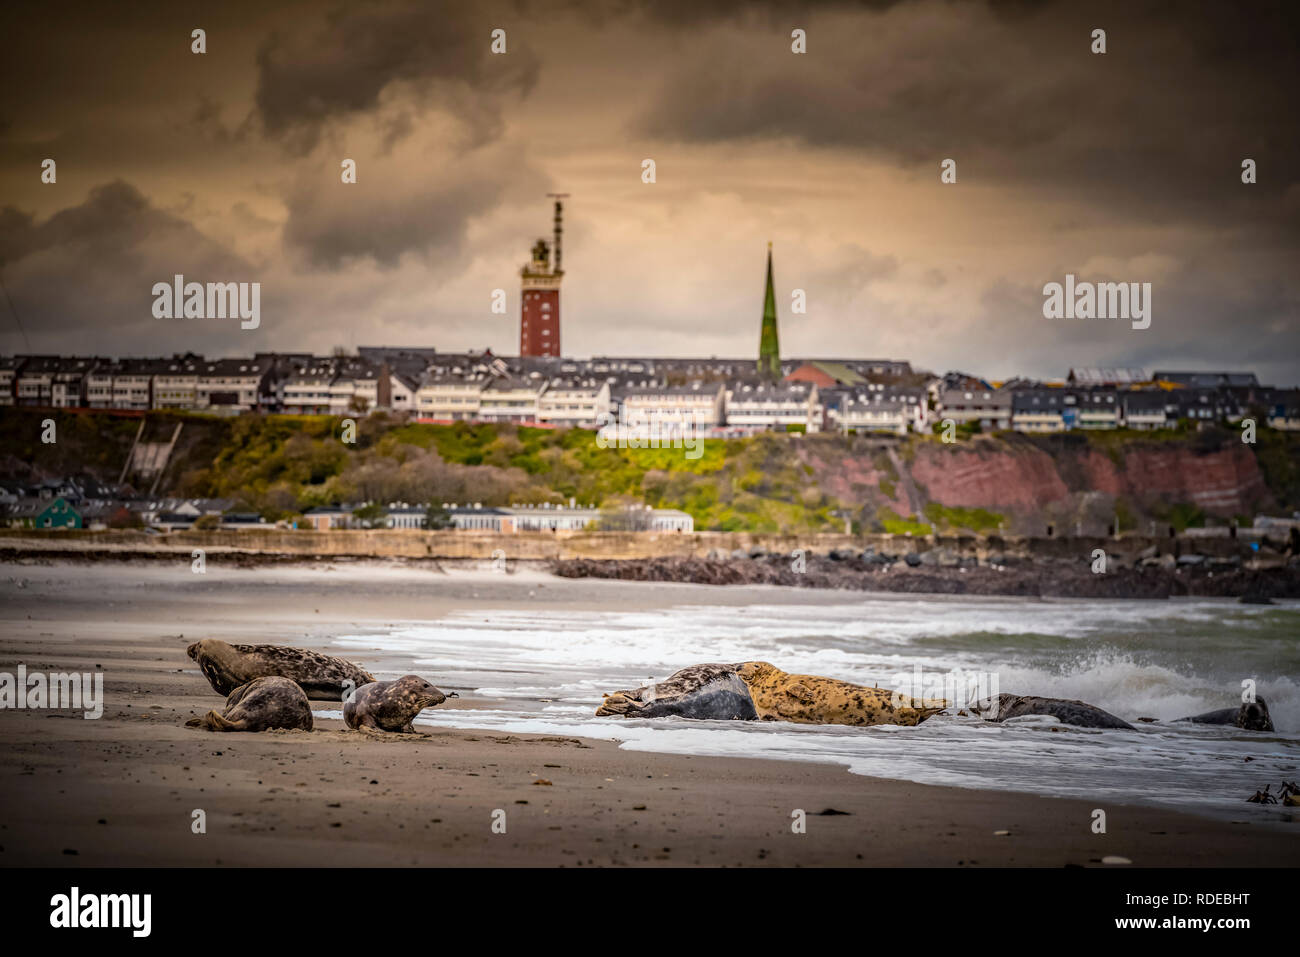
[1,0,1297,384]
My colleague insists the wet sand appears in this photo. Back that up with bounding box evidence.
[1,560,1296,866]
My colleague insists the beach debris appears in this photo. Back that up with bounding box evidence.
[993,829,1011,836]
[1101,855,1131,865]
[533,778,553,786]
[1246,780,1300,804]
[817,808,851,816]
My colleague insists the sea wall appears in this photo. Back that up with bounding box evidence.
[0,527,1283,563]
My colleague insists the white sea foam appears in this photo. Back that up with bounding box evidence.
[329,596,1300,822]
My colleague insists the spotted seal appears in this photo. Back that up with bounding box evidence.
[597,661,946,727]
[1177,697,1273,732]
[186,639,375,701]
[596,664,758,720]
[972,693,1134,730]
[185,676,313,732]
[343,675,451,733]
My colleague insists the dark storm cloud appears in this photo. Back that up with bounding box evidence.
[254,2,540,154]
[636,0,1300,229]
[0,182,244,272]
[973,250,1300,387]
[282,159,526,270]
[0,182,254,351]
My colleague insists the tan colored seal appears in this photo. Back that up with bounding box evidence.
[597,661,946,727]
[734,661,946,726]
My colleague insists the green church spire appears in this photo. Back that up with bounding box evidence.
[758,242,781,380]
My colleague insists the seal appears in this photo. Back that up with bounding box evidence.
[186,639,375,701]
[185,676,313,732]
[343,675,451,733]
[596,663,757,720]
[1177,697,1273,732]
[735,661,946,726]
[972,693,1134,730]
[597,661,946,727]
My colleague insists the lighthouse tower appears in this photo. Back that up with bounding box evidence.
[519,197,566,357]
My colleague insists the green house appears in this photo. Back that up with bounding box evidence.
[36,496,82,530]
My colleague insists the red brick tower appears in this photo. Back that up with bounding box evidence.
[519,197,566,357]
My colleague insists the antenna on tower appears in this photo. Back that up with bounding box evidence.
[547,192,569,274]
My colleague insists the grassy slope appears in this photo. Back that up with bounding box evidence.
[2,409,1296,533]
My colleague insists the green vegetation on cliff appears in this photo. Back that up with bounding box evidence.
[3,408,1298,534]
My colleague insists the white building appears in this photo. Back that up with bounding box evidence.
[619,383,725,433]
[1074,389,1120,429]
[0,357,19,406]
[724,382,820,431]
[152,356,203,409]
[14,356,59,406]
[1011,390,1068,432]
[537,377,610,428]
[111,359,155,410]
[414,372,490,421]
[937,387,1012,430]
[196,358,268,413]
[1120,391,1170,430]
[504,504,600,531]
[831,394,923,436]
[283,364,337,415]
[478,376,546,423]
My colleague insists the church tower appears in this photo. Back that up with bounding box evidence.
[520,197,566,357]
[757,242,781,380]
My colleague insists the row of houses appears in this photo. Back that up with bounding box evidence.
[0,489,694,534]
[3,351,1296,435]
[299,502,694,533]
[933,383,1300,432]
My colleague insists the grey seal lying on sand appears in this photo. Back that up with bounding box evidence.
[343,675,452,733]
[186,676,313,732]
[187,638,375,700]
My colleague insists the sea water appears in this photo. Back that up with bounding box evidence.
[328,592,1300,823]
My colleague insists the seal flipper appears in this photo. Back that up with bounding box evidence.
[188,709,245,732]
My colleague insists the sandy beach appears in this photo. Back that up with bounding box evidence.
[0,559,1296,867]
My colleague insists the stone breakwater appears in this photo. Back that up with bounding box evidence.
[1,528,1295,599]
[550,551,1300,600]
